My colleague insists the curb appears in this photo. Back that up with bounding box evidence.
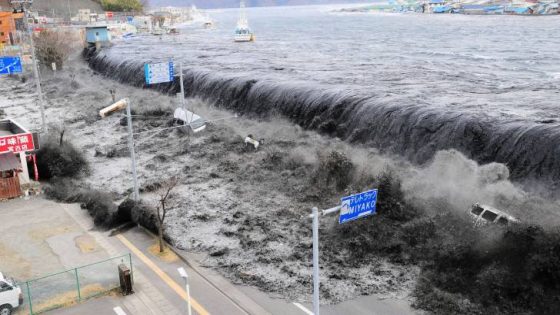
[138,226,271,315]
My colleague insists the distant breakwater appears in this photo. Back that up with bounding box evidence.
[85,48,560,189]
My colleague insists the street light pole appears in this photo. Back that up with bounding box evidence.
[179,62,186,111]
[311,206,320,315]
[177,267,192,315]
[125,101,139,201]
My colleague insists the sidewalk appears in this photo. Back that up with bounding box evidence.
[0,197,180,315]
[2,197,414,315]
[60,200,268,315]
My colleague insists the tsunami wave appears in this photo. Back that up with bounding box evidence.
[85,48,560,189]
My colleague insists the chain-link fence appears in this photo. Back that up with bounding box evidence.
[17,253,132,315]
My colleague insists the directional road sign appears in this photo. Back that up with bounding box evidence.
[144,61,174,85]
[339,189,378,224]
[0,56,23,75]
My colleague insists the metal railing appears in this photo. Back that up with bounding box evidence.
[18,253,132,314]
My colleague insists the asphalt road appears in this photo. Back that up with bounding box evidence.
[6,198,415,315]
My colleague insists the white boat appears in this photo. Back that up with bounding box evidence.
[234,1,255,42]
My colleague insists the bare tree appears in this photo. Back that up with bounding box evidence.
[34,30,75,70]
[155,177,180,253]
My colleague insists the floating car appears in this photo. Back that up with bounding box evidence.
[469,203,520,227]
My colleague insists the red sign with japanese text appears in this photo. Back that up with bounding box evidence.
[106,11,114,18]
[0,133,35,153]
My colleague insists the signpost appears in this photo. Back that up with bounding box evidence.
[0,133,35,153]
[0,56,23,75]
[339,189,378,224]
[144,61,174,85]
[308,189,378,315]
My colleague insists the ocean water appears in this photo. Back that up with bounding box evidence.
[91,5,560,185]
[107,5,560,120]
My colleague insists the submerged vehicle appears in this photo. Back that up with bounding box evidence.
[0,272,23,315]
[234,0,255,42]
[469,203,520,227]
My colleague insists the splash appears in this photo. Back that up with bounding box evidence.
[85,48,560,191]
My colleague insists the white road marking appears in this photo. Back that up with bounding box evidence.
[113,306,127,315]
[293,302,314,315]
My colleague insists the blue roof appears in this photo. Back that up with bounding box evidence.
[484,5,503,11]
[430,0,445,4]
[462,4,485,9]
[513,7,530,13]
[433,5,452,12]
[85,26,108,30]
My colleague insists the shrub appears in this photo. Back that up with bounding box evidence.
[44,181,118,228]
[118,199,158,234]
[35,136,88,179]
[413,274,483,315]
[34,30,73,70]
[79,190,118,228]
[100,0,143,12]
[375,172,419,221]
[313,150,354,191]
[414,224,560,314]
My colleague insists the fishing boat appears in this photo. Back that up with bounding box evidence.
[234,1,255,42]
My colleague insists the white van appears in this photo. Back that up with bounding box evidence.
[469,203,520,227]
[0,272,22,315]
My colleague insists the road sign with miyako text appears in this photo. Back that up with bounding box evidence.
[339,189,378,224]
[0,133,35,153]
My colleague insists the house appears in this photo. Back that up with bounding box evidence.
[0,151,23,199]
[428,0,448,12]
[78,9,92,22]
[85,25,111,44]
[131,15,152,32]
[0,11,15,44]
[0,119,38,199]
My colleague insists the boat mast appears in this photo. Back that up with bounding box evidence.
[239,0,248,27]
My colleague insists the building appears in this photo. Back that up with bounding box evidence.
[0,119,38,199]
[78,9,91,22]
[131,15,153,32]
[0,10,24,45]
[85,25,111,43]
[0,151,23,199]
[0,11,15,44]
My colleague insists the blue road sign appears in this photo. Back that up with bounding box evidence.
[0,56,23,75]
[339,189,378,224]
[144,61,174,85]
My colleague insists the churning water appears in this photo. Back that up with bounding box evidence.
[88,5,560,187]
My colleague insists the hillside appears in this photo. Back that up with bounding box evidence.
[31,0,103,17]
[149,0,366,9]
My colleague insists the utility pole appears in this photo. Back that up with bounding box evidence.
[66,0,71,21]
[27,10,47,133]
[99,98,140,201]
[12,0,48,133]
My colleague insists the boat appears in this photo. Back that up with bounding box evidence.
[234,1,255,42]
